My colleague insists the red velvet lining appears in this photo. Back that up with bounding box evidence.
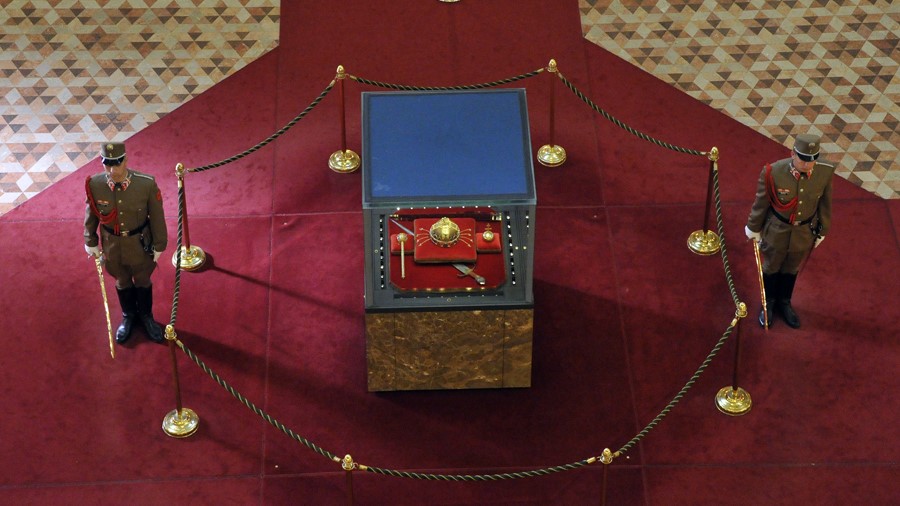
[412,218,477,263]
[388,218,505,291]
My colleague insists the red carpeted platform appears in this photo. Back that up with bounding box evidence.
[1,1,898,505]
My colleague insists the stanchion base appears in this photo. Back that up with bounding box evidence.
[329,149,360,173]
[537,144,566,167]
[162,408,199,438]
[715,386,752,416]
[687,229,721,255]
[172,245,206,271]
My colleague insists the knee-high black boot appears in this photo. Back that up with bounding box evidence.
[778,273,801,328]
[134,285,164,343]
[115,287,137,344]
[758,273,778,328]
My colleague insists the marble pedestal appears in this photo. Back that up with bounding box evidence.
[365,308,533,391]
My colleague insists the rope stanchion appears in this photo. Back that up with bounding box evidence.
[615,321,736,457]
[329,65,361,174]
[687,148,722,255]
[187,79,337,173]
[153,63,761,494]
[598,448,615,506]
[342,455,358,506]
[555,72,706,157]
[161,324,200,437]
[715,304,753,416]
[347,68,545,92]
[171,163,206,271]
[536,59,566,167]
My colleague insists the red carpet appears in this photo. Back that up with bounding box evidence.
[2,1,898,505]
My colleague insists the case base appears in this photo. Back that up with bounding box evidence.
[365,308,533,391]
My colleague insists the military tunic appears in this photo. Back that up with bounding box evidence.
[747,157,834,274]
[84,169,167,286]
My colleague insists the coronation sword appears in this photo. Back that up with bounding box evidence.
[453,263,485,285]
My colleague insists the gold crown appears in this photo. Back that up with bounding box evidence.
[429,217,460,247]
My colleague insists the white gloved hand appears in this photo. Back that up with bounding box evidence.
[85,244,101,257]
[744,225,761,242]
[814,236,825,248]
[152,249,163,263]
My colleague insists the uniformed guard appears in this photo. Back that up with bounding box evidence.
[745,133,834,329]
[84,141,167,344]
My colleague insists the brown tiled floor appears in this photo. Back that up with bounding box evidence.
[580,0,899,198]
[0,0,280,215]
[1,1,897,217]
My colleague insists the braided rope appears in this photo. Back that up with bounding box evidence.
[167,183,185,328]
[158,67,750,482]
[713,163,742,305]
[362,459,593,481]
[161,171,743,480]
[174,338,340,462]
[616,323,735,456]
[556,73,705,157]
[348,68,544,91]
[187,80,337,173]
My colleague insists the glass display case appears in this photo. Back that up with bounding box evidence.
[361,89,536,391]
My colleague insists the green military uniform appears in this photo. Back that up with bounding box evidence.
[84,142,167,344]
[84,171,167,281]
[746,134,834,328]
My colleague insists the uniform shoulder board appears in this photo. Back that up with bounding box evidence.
[132,172,155,180]
[816,161,835,168]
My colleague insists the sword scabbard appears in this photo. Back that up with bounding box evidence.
[93,256,115,359]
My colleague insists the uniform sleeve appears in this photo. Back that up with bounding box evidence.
[746,166,769,233]
[816,165,834,236]
[147,178,167,252]
[84,187,100,247]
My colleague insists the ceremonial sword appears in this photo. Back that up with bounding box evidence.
[92,255,115,358]
[752,239,768,331]
[452,263,486,285]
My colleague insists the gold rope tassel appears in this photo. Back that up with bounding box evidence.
[93,255,115,359]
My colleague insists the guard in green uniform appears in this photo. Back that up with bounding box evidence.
[745,134,834,329]
[84,142,168,344]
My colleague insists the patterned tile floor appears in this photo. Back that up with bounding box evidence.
[581,0,899,199]
[0,0,280,215]
[1,1,897,217]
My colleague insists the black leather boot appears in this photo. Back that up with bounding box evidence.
[758,273,777,328]
[115,287,137,344]
[135,285,165,343]
[777,273,801,329]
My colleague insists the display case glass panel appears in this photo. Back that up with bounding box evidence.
[361,89,536,312]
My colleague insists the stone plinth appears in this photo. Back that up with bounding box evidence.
[366,308,533,391]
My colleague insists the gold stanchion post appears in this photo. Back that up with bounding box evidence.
[161,325,200,437]
[716,303,753,416]
[687,147,722,255]
[172,163,207,271]
[328,65,360,173]
[598,448,617,506]
[537,59,567,167]
[342,454,357,506]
